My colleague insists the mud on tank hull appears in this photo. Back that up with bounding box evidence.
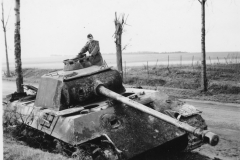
[5,87,207,159]
[4,65,214,160]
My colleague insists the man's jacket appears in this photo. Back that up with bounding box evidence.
[78,40,103,66]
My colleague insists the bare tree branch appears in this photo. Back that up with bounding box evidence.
[122,13,125,25]
[1,2,5,30]
[114,12,117,25]
[122,43,129,51]
[1,19,5,31]
[122,38,132,51]
[125,14,129,25]
[5,3,12,27]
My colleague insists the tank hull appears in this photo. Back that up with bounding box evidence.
[4,66,215,159]
[5,88,207,159]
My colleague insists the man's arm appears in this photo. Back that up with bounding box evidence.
[90,41,100,56]
[76,42,89,58]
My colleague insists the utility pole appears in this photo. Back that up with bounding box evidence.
[198,0,208,92]
[1,2,10,77]
[114,12,124,78]
[14,0,23,93]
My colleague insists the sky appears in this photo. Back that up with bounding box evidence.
[0,0,240,59]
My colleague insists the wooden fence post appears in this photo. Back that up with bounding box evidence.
[147,61,149,79]
[180,55,182,68]
[167,55,170,73]
[217,57,220,64]
[124,61,126,81]
[209,56,212,65]
[168,55,169,68]
[192,56,194,70]
[224,57,228,65]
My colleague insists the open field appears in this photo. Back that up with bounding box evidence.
[2,52,239,70]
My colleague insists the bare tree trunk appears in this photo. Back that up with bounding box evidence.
[1,2,10,77]
[116,32,123,77]
[200,0,208,92]
[14,0,23,93]
[4,27,10,77]
[114,12,123,78]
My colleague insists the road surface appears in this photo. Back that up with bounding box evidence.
[2,81,240,160]
[182,100,240,160]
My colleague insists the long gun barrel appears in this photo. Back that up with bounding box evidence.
[94,81,219,146]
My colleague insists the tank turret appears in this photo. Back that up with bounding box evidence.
[35,65,124,110]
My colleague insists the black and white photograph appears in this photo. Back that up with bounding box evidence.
[1,0,240,159]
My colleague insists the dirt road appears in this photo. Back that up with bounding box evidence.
[2,81,240,160]
[182,100,240,160]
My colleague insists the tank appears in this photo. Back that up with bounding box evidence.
[4,55,219,160]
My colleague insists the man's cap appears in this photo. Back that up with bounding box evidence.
[87,34,93,38]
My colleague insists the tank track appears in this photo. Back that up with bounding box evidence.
[10,114,206,159]
[12,124,123,160]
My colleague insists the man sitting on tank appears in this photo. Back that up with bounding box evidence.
[74,34,103,66]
